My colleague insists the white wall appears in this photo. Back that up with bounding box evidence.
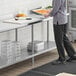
[0,0,54,47]
[0,0,52,16]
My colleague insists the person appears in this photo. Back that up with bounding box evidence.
[44,0,76,65]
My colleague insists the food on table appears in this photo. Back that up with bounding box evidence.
[15,13,27,17]
[45,6,53,9]
[32,9,50,15]
[15,13,28,20]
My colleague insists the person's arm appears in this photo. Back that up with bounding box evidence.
[50,0,61,16]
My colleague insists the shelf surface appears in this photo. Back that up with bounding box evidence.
[0,41,56,69]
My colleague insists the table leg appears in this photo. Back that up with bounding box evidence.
[31,24,35,66]
[15,28,18,41]
[47,21,49,43]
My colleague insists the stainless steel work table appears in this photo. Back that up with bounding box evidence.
[0,17,56,69]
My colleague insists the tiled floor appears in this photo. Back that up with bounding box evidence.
[0,42,76,76]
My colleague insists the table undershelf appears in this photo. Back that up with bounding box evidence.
[0,41,56,69]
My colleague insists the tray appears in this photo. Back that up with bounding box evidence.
[32,9,50,15]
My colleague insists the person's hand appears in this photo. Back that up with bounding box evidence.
[44,9,52,18]
[44,10,51,18]
[44,13,50,18]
